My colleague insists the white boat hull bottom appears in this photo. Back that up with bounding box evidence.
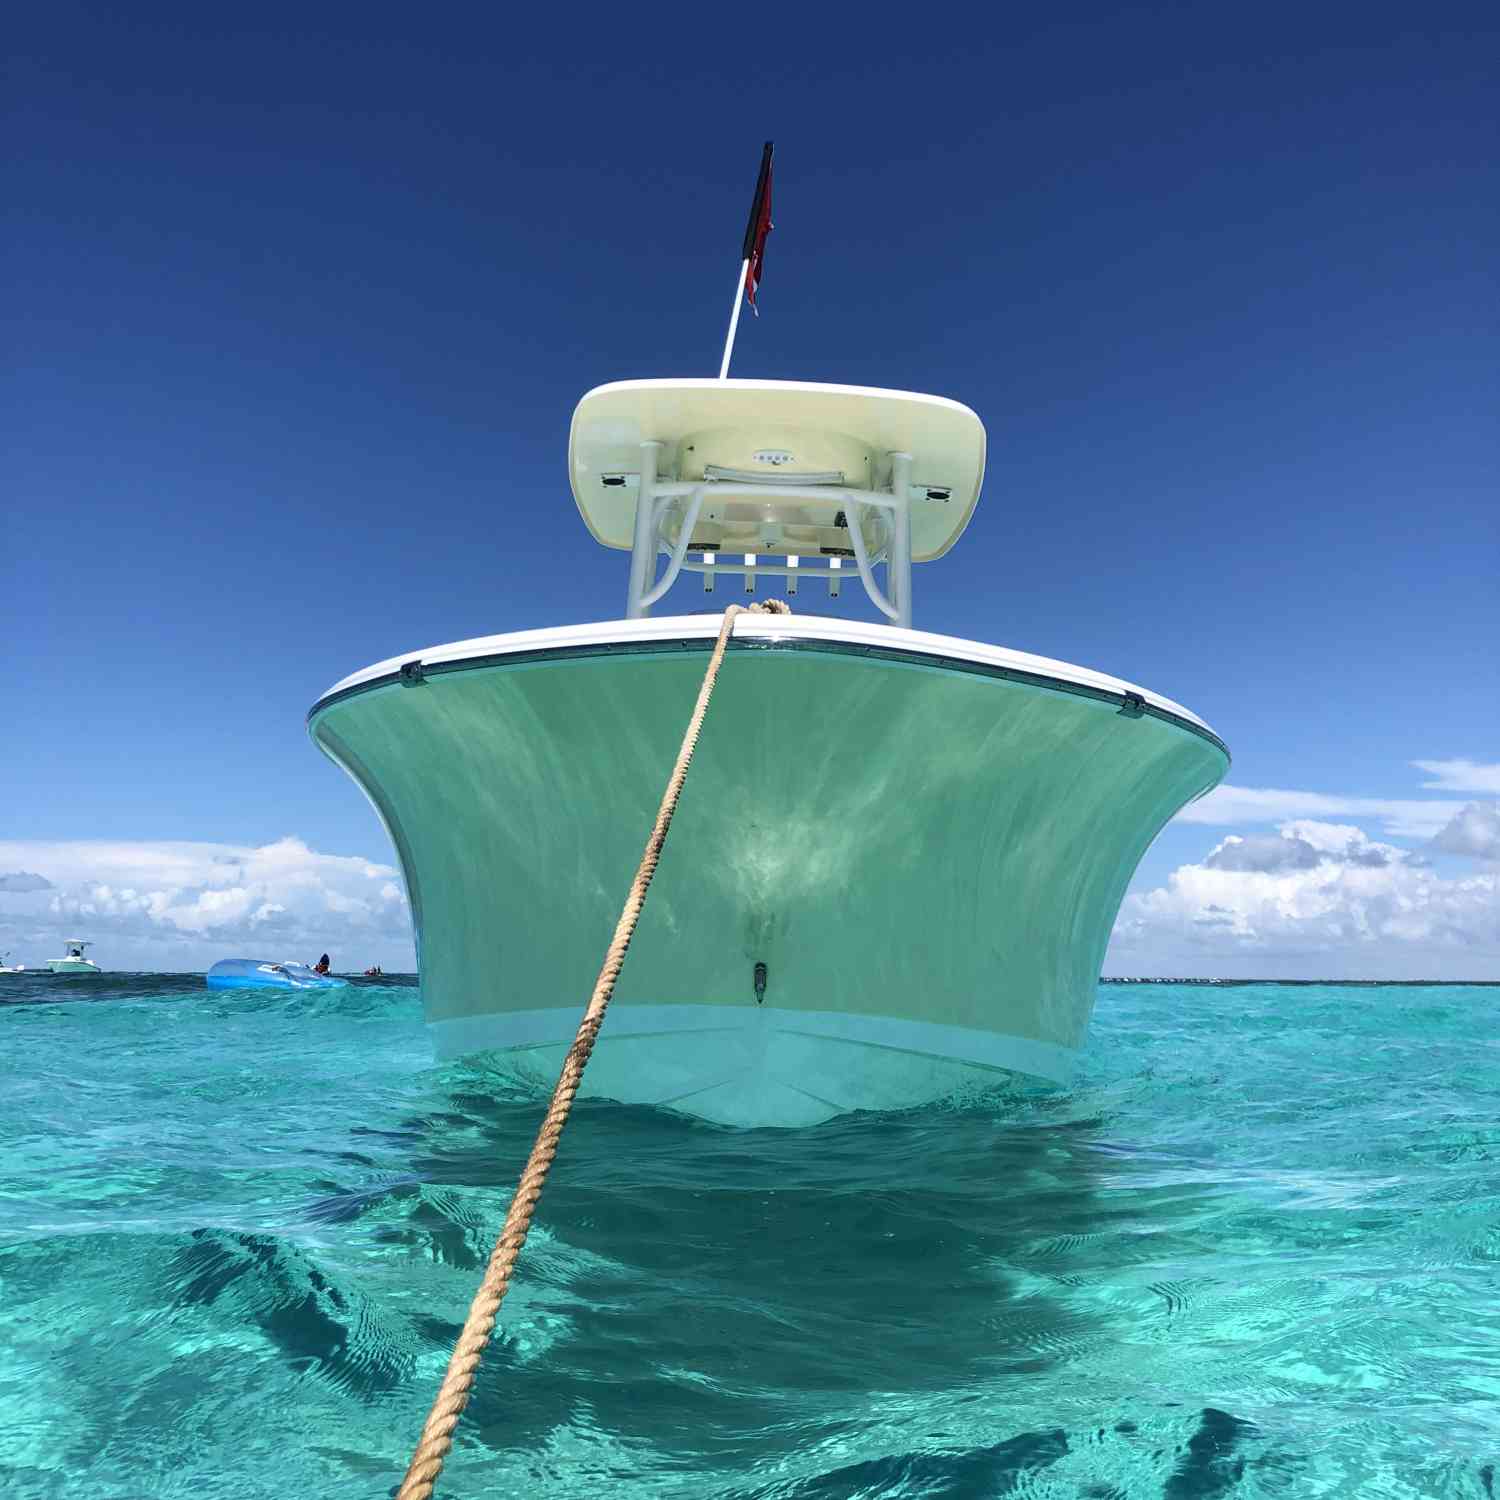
[48,960,101,975]
[432,1003,1077,1128]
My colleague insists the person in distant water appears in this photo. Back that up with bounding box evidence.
[313,953,331,975]
[363,964,383,977]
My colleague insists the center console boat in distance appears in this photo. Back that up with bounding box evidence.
[48,940,101,976]
[308,375,1229,1127]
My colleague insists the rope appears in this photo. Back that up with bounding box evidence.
[395,598,791,1500]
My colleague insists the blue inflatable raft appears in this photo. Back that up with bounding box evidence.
[205,959,349,990]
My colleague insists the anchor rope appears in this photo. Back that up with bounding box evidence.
[395,599,791,1500]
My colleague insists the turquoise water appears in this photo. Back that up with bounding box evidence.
[2,976,1496,1498]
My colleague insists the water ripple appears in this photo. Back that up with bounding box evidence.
[1,976,1497,1497]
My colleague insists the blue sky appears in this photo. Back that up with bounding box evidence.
[5,2,1496,974]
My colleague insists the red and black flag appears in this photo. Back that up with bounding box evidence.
[741,141,774,313]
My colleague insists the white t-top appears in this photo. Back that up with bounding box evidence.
[568,378,986,562]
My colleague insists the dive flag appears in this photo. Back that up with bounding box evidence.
[741,141,774,313]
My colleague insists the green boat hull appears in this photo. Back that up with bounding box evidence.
[309,621,1227,1126]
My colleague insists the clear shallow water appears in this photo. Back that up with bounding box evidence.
[1,976,1497,1499]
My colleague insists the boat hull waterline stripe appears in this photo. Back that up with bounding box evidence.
[431,1006,1077,1126]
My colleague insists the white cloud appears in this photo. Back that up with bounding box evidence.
[0,838,413,972]
[1112,819,1499,979]
[1413,760,1500,795]
[1177,786,1462,839]
[1431,802,1500,861]
[1201,831,1323,873]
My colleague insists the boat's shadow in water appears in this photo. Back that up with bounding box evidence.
[298,1083,1291,1496]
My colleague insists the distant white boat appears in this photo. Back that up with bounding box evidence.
[309,378,1230,1126]
[0,952,25,974]
[48,940,101,976]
